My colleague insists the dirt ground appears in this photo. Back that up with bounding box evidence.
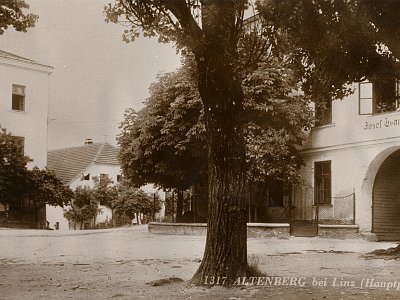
[1,226,400,300]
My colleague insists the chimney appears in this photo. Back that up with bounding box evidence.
[84,138,93,145]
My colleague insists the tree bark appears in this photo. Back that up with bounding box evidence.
[33,203,37,229]
[191,0,248,285]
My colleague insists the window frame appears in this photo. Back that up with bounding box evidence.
[359,82,373,115]
[11,136,25,157]
[315,98,332,126]
[117,174,122,183]
[12,84,26,112]
[314,160,331,206]
[359,79,400,115]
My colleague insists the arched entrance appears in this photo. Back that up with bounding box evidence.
[373,149,400,241]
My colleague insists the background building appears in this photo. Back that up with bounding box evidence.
[0,50,53,228]
[47,140,166,229]
[47,141,121,230]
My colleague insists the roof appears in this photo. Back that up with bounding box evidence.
[47,143,120,185]
[0,50,53,72]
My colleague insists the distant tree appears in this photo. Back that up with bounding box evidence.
[64,186,100,230]
[113,181,161,225]
[26,167,73,228]
[91,176,118,226]
[92,176,118,208]
[118,62,206,222]
[0,0,38,35]
[0,128,30,206]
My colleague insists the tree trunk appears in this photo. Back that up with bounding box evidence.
[171,192,175,222]
[176,190,184,223]
[191,1,248,285]
[33,203,37,229]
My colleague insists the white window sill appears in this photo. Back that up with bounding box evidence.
[366,110,400,118]
[9,110,27,114]
[313,123,335,130]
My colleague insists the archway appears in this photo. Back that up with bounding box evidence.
[372,149,400,241]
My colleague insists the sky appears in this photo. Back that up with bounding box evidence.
[0,0,181,150]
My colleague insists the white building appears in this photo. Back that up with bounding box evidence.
[0,50,53,168]
[47,141,121,229]
[0,50,53,228]
[294,79,400,241]
[47,140,166,229]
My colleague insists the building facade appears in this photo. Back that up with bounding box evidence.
[47,140,166,229]
[0,50,53,228]
[0,50,53,168]
[47,141,121,230]
[295,80,400,240]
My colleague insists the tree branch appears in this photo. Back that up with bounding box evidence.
[162,0,204,55]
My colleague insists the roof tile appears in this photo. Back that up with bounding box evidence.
[47,143,119,184]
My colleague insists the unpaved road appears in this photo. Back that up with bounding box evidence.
[0,226,399,299]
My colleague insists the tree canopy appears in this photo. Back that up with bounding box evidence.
[1,128,73,228]
[118,62,206,191]
[113,181,161,224]
[0,0,38,35]
[257,0,400,101]
[0,128,30,205]
[92,176,118,208]
[64,186,101,229]
[27,167,73,208]
[118,57,313,192]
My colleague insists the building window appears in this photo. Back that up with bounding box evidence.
[315,98,332,126]
[117,174,122,183]
[12,85,25,111]
[11,136,24,156]
[359,79,400,115]
[314,161,331,205]
[359,82,373,115]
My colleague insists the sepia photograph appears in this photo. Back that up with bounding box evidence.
[1,0,400,299]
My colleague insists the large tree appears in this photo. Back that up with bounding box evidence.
[106,0,316,284]
[118,58,312,199]
[106,0,252,283]
[0,0,38,35]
